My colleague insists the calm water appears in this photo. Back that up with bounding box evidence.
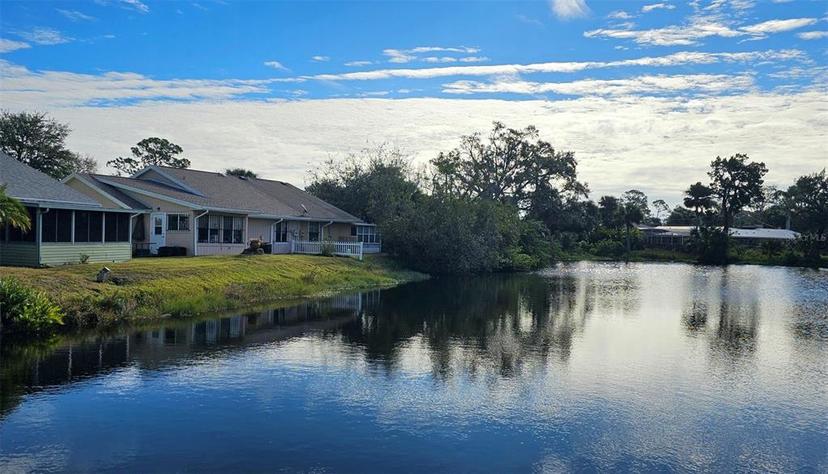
[1,262,827,473]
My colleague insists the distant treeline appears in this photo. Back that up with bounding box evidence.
[308,123,827,272]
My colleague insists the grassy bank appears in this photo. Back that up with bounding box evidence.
[1,254,426,330]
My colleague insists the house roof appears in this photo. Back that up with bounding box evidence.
[643,225,799,240]
[0,152,103,208]
[82,165,361,222]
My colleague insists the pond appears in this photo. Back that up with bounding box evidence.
[1,262,827,472]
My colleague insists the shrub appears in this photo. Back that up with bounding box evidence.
[0,278,63,335]
[690,226,729,264]
[320,240,335,257]
[592,239,625,258]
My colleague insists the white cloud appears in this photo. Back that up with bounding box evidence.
[263,60,289,71]
[740,18,817,35]
[0,60,272,107]
[585,17,817,46]
[442,74,755,96]
[798,31,828,40]
[550,0,590,20]
[120,0,149,13]
[57,9,97,21]
[311,55,330,62]
[642,3,675,13]
[383,46,480,64]
[607,11,633,20]
[17,27,73,45]
[344,60,373,67]
[12,93,823,203]
[311,50,805,81]
[0,39,30,53]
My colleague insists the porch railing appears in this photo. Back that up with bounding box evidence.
[290,240,364,260]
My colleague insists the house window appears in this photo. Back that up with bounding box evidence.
[274,222,288,242]
[233,217,244,244]
[222,216,233,243]
[74,211,103,243]
[198,215,208,243]
[105,212,131,242]
[308,222,320,242]
[6,207,37,242]
[197,215,243,244]
[153,216,163,236]
[355,225,379,244]
[167,214,189,231]
[209,215,221,243]
[41,209,73,243]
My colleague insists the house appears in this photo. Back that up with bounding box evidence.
[62,165,381,258]
[638,225,799,249]
[1,152,138,266]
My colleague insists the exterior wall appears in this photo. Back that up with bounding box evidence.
[0,242,39,267]
[196,243,246,256]
[123,191,196,254]
[65,179,123,208]
[40,242,131,266]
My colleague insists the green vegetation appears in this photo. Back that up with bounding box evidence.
[0,278,64,335]
[0,184,31,231]
[0,254,425,331]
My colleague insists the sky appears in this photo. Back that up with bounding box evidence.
[0,0,826,204]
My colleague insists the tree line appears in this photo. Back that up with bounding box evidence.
[308,123,826,272]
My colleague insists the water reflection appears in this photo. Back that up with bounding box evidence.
[1,263,826,472]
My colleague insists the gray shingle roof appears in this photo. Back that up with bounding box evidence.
[87,166,361,222]
[0,152,102,207]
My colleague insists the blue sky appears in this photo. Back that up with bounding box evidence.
[1,0,826,202]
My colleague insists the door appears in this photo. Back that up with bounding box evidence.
[149,212,166,254]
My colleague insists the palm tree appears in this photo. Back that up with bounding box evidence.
[683,182,715,227]
[0,185,31,232]
[619,202,644,255]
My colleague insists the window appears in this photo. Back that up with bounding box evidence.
[274,222,288,242]
[105,212,131,242]
[355,225,380,244]
[233,217,244,244]
[42,209,73,243]
[308,222,320,242]
[74,211,89,242]
[153,216,163,236]
[167,214,189,231]
[209,215,221,243]
[198,215,209,243]
[222,216,233,243]
[73,211,103,243]
[197,215,243,244]
[6,207,36,242]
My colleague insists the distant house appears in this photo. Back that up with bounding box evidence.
[63,165,380,258]
[638,225,799,248]
[1,152,136,266]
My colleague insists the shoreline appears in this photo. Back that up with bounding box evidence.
[0,254,427,334]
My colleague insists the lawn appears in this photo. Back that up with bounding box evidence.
[1,254,425,328]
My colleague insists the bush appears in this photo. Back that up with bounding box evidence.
[592,239,625,258]
[0,278,63,335]
[320,240,335,257]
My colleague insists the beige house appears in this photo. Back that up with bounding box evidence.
[63,165,380,258]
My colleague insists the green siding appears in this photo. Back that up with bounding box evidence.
[0,242,39,267]
[39,243,131,266]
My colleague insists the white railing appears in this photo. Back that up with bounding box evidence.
[291,240,364,260]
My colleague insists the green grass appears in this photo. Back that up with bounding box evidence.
[0,255,426,328]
